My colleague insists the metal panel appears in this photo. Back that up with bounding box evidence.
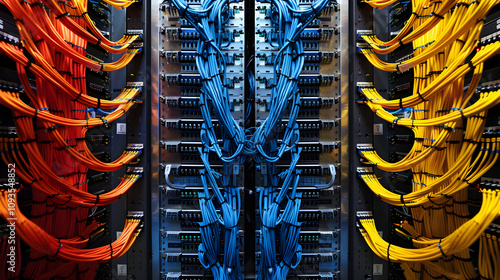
[150,0,161,279]
[339,0,349,279]
[109,7,128,280]
[125,2,154,279]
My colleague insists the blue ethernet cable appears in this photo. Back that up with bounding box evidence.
[253,0,331,279]
[169,0,244,278]
[168,0,330,278]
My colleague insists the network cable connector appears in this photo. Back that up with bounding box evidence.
[356,143,374,152]
[356,29,373,41]
[356,211,373,231]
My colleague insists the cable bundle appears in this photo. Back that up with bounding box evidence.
[0,0,142,278]
[362,0,400,9]
[358,0,500,279]
[250,0,329,279]
[168,0,329,278]
[168,0,244,278]
[479,224,500,280]
[358,189,500,276]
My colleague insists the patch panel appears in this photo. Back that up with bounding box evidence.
[87,2,110,30]
[389,2,411,29]
[161,252,245,273]
[161,230,244,251]
[255,230,339,253]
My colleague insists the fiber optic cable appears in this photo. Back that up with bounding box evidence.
[358,0,500,278]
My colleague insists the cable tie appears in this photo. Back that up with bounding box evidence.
[398,39,404,46]
[452,212,470,219]
[24,61,32,72]
[52,244,63,258]
[262,223,277,230]
[468,61,476,71]
[453,255,473,262]
[32,107,47,124]
[282,220,302,228]
[199,220,217,228]
[19,138,36,144]
[399,98,403,109]
[109,243,113,261]
[207,260,218,270]
[64,40,86,51]
[437,242,447,257]
[427,70,443,76]
[413,217,423,223]
[436,109,450,113]
[32,199,48,205]
[455,2,471,7]
[456,38,466,44]
[280,259,292,269]
[430,12,444,19]
[224,224,238,229]
[53,144,74,150]
[436,125,454,132]
[46,126,58,132]
[57,70,73,76]
[277,72,298,81]
[97,98,101,109]
[96,38,101,46]
[56,12,69,19]
[427,195,441,206]
[414,40,435,51]
[416,92,427,102]
[72,92,83,102]
[31,2,48,8]
[450,107,466,122]
[29,177,42,184]
[94,194,100,207]
[387,243,391,263]
[400,195,407,207]
[81,11,88,17]
[310,3,320,17]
